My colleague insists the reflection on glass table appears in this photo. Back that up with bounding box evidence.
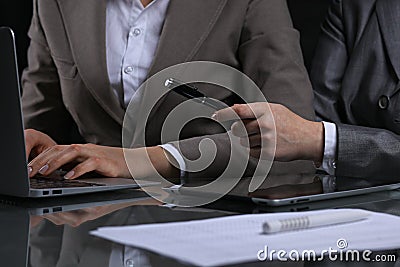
[0,173,399,266]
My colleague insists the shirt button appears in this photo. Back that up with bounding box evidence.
[130,28,141,37]
[125,259,135,267]
[331,160,337,169]
[124,66,134,74]
[378,95,390,110]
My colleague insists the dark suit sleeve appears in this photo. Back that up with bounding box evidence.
[238,0,315,121]
[311,0,348,123]
[21,0,75,144]
[335,124,400,178]
[311,0,400,178]
[175,0,315,180]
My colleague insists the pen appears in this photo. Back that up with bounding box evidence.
[262,210,370,234]
[164,78,227,110]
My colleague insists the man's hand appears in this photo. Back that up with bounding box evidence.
[213,103,324,163]
[25,129,57,161]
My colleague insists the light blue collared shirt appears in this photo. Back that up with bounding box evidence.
[106,0,170,107]
[106,0,186,178]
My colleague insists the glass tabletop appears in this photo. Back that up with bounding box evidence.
[1,175,400,266]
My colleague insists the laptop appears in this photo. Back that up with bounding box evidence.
[0,27,154,197]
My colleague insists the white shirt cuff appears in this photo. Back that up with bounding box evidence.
[320,175,337,193]
[321,121,337,175]
[159,144,186,183]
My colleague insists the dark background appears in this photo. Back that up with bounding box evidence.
[0,0,331,76]
[0,1,33,76]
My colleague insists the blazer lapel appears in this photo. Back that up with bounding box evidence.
[376,0,400,80]
[56,0,227,132]
[147,0,228,78]
[137,0,227,132]
[56,0,125,125]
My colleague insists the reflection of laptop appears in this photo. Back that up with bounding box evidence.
[0,27,152,197]
[0,190,153,267]
[0,189,152,215]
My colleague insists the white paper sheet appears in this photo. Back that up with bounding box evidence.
[91,209,400,266]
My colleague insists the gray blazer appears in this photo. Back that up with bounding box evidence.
[22,0,315,179]
[311,0,400,178]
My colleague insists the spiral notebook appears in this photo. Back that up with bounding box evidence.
[91,209,400,266]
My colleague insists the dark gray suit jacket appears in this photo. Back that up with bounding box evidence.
[311,0,400,179]
[22,0,315,179]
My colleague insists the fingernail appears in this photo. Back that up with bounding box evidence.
[211,113,217,120]
[64,171,75,179]
[28,166,32,175]
[38,164,49,174]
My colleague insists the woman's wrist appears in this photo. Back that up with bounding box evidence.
[147,146,180,180]
[124,147,180,182]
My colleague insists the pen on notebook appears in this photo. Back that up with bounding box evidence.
[262,210,370,234]
[164,78,227,110]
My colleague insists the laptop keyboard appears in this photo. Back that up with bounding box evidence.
[30,176,105,189]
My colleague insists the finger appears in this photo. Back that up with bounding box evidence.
[24,129,56,160]
[231,119,261,137]
[25,136,34,161]
[25,134,35,175]
[249,147,262,159]
[240,134,261,148]
[213,103,271,122]
[43,212,83,227]
[42,214,64,226]
[30,216,44,229]
[63,158,99,180]
[211,106,238,122]
[43,145,89,176]
[28,146,67,177]
[24,129,41,159]
[48,212,85,227]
